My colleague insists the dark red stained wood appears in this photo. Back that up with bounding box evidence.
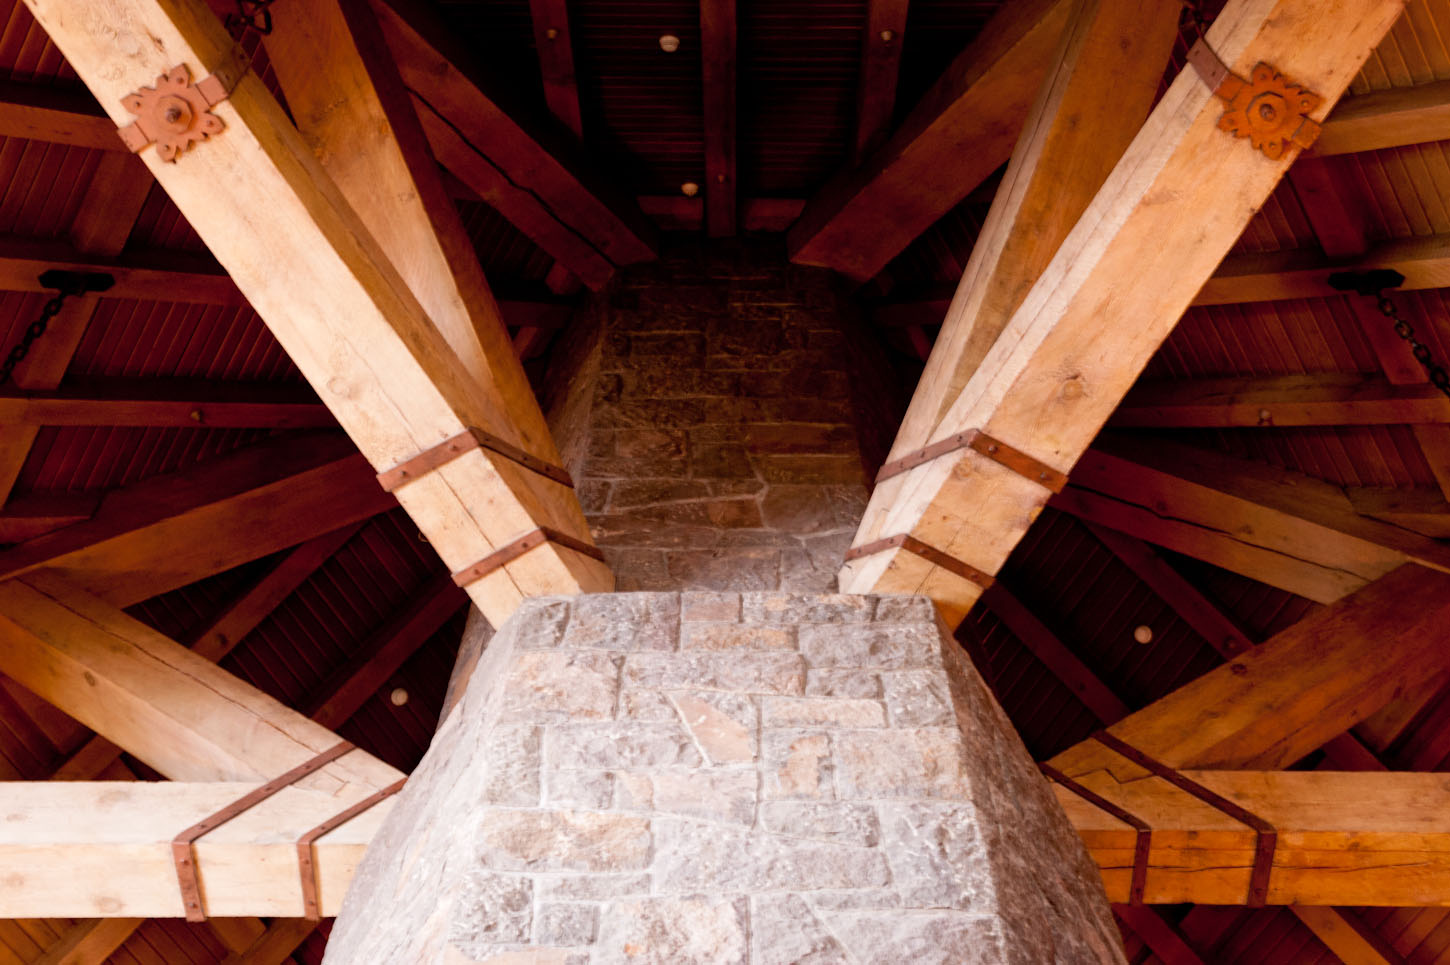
[304,574,467,729]
[0,379,333,429]
[700,0,737,237]
[1288,156,1368,259]
[1115,906,1207,965]
[0,491,99,543]
[981,582,1131,725]
[529,0,583,138]
[855,0,910,161]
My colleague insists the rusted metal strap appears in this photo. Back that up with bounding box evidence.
[1186,39,1323,160]
[842,533,995,590]
[451,526,606,589]
[171,741,356,922]
[296,778,407,920]
[1093,730,1277,906]
[377,427,573,492]
[1039,762,1152,905]
[875,428,1066,492]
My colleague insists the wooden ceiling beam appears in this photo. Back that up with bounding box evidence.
[1196,232,1450,305]
[1310,77,1450,157]
[788,0,1071,282]
[889,0,1180,454]
[853,0,911,162]
[1113,906,1206,964]
[1057,438,1450,603]
[25,0,612,624]
[1111,372,1450,428]
[700,0,738,237]
[0,433,394,608]
[371,0,656,285]
[0,78,118,151]
[1292,907,1407,965]
[0,379,333,428]
[840,0,1405,622]
[32,918,143,965]
[528,0,584,138]
[218,919,318,965]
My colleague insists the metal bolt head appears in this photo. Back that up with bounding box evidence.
[659,34,681,52]
[545,26,559,39]
[880,29,894,42]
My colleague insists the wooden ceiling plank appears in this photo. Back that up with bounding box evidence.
[787,0,1072,282]
[853,0,911,162]
[32,918,143,965]
[889,0,1180,454]
[371,0,657,279]
[1111,372,1450,428]
[0,433,394,608]
[528,0,583,139]
[23,0,612,624]
[841,0,1406,623]
[304,573,466,729]
[53,522,366,781]
[1113,906,1206,965]
[1047,563,1450,775]
[700,0,737,238]
[266,0,554,462]
[0,572,405,790]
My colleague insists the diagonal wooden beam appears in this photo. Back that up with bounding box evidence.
[370,0,657,285]
[787,0,1071,282]
[0,433,393,607]
[1113,906,1205,964]
[853,0,910,161]
[219,918,319,965]
[700,0,737,238]
[528,0,583,138]
[1292,907,1406,965]
[888,0,1180,453]
[25,0,613,624]
[32,918,144,965]
[840,0,1406,622]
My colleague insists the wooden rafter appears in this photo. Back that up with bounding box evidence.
[840,0,1406,622]
[528,0,584,138]
[1111,373,1450,428]
[24,0,612,625]
[700,0,738,238]
[32,918,144,965]
[0,379,333,428]
[853,0,910,161]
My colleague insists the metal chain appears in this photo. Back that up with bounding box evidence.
[0,289,79,388]
[225,0,276,38]
[1373,290,1450,398]
[1180,0,1212,42]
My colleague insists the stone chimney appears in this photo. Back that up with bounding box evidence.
[323,242,1124,964]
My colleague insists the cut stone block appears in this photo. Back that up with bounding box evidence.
[326,593,1125,964]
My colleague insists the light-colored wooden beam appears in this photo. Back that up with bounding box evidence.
[24,0,612,624]
[700,0,738,238]
[1060,439,1450,603]
[1112,373,1450,428]
[528,0,583,138]
[840,0,1406,622]
[1310,77,1450,157]
[889,0,1179,453]
[220,918,319,965]
[1047,563,1450,774]
[1195,232,1450,306]
[1292,907,1406,965]
[0,78,117,150]
[788,0,1070,282]
[0,380,332,429]
[854,0,911,161]
[371,0,656,286]
[0,433,393,607]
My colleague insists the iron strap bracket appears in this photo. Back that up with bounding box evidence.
[1039,762,1152,905]
[452,526,606,589]
[842,533,995,590]
[875,428,1066,493]
[378,427,573,492]
[296,778,407,920]
[1186,39,1322,160]
[172,741,356,921]
[117,58,246,162]
[1093,730,1278,906]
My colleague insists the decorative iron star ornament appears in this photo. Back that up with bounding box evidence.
[117,64,227,162]
[1216,62,1322,160]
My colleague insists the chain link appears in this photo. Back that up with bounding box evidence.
[0,290,79,388]
[225,0,276,38]
[1373,291,1450,398]
[1180,0,1212,42]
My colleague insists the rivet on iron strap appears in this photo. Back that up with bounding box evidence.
[377,427,574,492]
[875,428,1066,492]
[452,526,607,589]
[1092,730,1278,906]
[172,741,356,921]
[1038,763,1152,905]
[296,778,407,920]
[842,533,995,590]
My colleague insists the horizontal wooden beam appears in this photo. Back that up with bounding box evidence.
[0,379,333,428]
[1310,77,1450,157]
[1058,439,1450,603]
[1112,373,1450,428]
[1195,232,1450,306]
[0,433,394,606]
[0,78,117,151]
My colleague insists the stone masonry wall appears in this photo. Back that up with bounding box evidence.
[326,592,1126,965]
[542,240,889,593]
